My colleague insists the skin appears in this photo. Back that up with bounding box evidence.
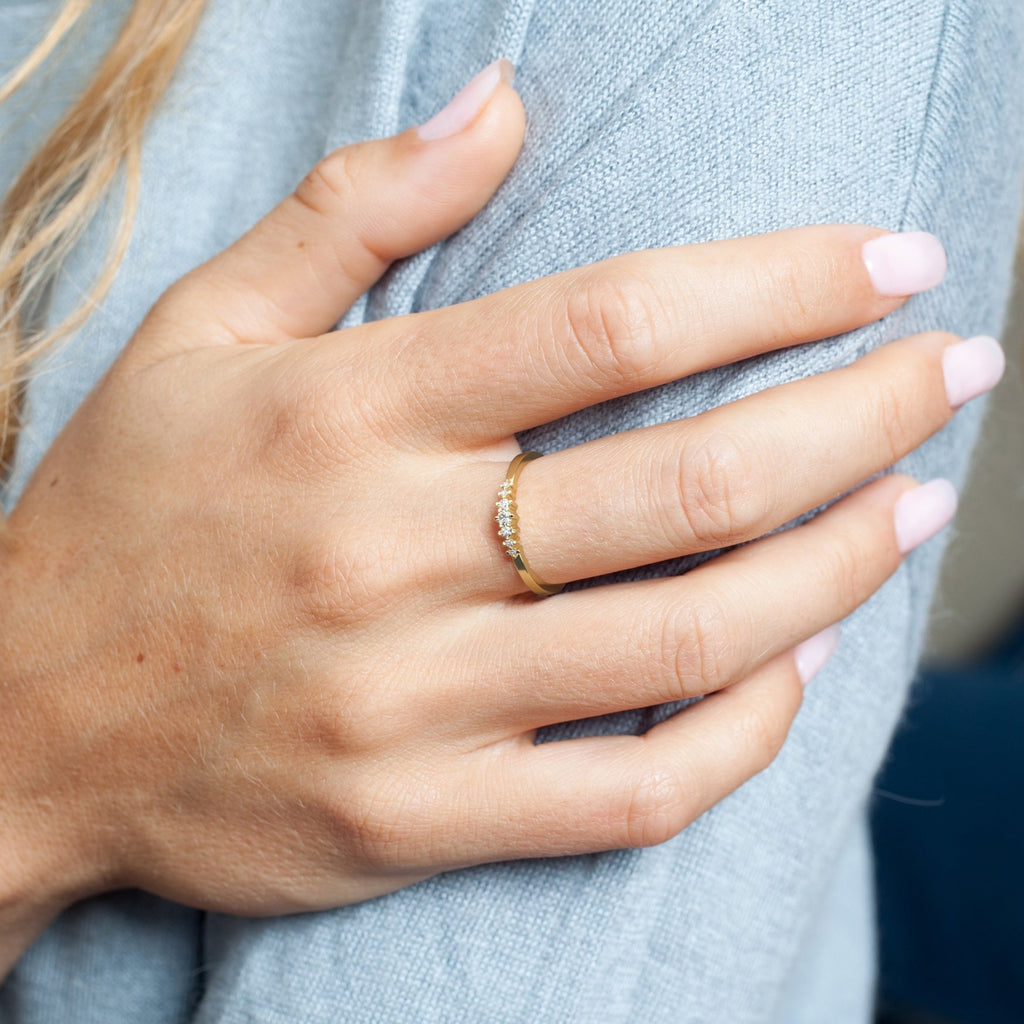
[0,77,964,976]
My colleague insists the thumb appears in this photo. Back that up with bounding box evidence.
[154,60,525,347]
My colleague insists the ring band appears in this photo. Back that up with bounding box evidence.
[495,452,565,597]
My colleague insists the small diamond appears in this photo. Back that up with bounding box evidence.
[498,476,523,560]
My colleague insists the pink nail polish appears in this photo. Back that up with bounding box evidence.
[417,59,515,141]
[894,479,958,555]
[943,335,1005,408]
[795,625,841,687]
[861,232,947,296]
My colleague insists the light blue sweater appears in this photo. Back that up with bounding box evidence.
[2,1,1022,1021]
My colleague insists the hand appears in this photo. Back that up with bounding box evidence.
[0,64,986,969]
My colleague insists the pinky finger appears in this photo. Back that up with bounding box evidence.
[471,636,837,861]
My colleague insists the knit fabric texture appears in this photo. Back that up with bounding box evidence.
[1,1,1022,1021]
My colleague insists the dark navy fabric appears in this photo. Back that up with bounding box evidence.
[874,612,1024,1024]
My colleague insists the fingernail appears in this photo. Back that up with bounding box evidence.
[417,59,515,141]
[861,232,947,296]
[943,335,1005,408]
[894,479,958,555]
[795,625,841,687]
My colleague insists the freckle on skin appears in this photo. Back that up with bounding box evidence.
[136,653,145,663]
[297,240,306,249]
[173,663,182,674]
[49,476,59,488]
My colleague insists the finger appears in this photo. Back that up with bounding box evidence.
[356,224,946,445]
[147,61,525,350]
[446,649,809,863]
[505,329,974,583]
[462,473,924,732]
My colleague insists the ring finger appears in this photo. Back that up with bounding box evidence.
[462,330,996,592]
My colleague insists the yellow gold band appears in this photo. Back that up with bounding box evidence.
[495,451,565,597]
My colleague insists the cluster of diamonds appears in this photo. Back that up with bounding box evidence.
[495,479,521,560]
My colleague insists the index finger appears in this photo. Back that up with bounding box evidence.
[355,224,945,446]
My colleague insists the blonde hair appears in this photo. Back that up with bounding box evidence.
[0,0,207,474]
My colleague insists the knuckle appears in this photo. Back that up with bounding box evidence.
[326,778,400,869]
[289,530,399,630]
[366,322,456,445]
[869,370,919,465]
[818,526,881,613]
[662,594,736,700]
[255,361,383,474]
[561,267,664,387]
[762,244,838,340]
[258,370,338,466]
[294,149,359,218]
[339,773,437,871]
[734,690,791,771]
[299,668,412,776]
[674,430,763,547]
[621,767,690,848]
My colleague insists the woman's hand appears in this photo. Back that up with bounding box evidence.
[0,62,998,969]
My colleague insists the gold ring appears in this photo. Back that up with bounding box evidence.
[495,451,565,597]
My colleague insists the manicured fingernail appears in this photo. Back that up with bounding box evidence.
[417,59,515,141]
[943,335,1005,408]
[862,232,947,296]
[894,479,958,554]
[795,625,841,687]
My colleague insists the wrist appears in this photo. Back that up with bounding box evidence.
[0,537,113,972]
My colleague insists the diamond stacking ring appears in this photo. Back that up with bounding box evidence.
[495,452,565,597]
